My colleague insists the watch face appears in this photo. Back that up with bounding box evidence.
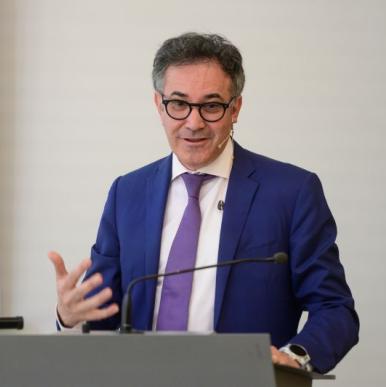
[289,344,307,357]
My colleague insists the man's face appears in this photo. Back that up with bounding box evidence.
[154,60,242,171]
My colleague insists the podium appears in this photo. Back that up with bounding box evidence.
[0,333,334,387]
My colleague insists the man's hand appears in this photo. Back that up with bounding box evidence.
[271,346,300,369]
[48,251,119,328]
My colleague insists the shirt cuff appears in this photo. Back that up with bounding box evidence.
[56,307,82,332]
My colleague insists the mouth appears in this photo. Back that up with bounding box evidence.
[182,138,208,145]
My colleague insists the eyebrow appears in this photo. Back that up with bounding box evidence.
[169,91,225,100]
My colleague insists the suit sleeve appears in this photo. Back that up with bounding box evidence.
[288,173,359,373]
[83,177,122,330]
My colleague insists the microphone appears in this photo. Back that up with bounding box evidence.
[0,316,24,330]
[217,130,232,149]
[217,200,225,210]
[119,252,288,334]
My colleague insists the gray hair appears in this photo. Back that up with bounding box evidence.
[152,32,245,96]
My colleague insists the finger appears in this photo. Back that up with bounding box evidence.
[271,351,285,365]
[73,287,114,314]
[48,251,68,279]
[63,258,92,291]
[60,272,103,305]
[271,346,280,359]
[271,350,279,364]
[72,273,104,300]
[80,303,120,322]
[271,346,286,365]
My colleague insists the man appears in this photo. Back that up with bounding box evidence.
[49,32,359,374]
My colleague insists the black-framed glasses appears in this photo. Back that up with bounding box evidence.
[162,96,235,122]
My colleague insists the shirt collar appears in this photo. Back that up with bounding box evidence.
[172,138,234,180]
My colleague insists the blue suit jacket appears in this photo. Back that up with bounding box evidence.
[85,143,359,373]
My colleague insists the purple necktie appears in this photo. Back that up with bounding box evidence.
[156,173,212,331]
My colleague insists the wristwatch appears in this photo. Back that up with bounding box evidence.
[279,344,313,372]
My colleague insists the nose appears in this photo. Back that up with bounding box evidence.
[185,106,205,131]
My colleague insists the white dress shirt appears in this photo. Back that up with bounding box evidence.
[152,139,234,332]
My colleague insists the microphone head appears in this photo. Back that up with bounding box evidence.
[273,252,288,264]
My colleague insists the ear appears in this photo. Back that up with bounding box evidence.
[231,95,242,123]
[154,91,164,115]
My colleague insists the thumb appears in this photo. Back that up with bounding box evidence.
[48,251,68,279]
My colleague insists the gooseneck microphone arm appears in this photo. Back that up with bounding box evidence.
[119,252,288,334]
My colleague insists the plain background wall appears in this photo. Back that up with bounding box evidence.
[1,1,385,386]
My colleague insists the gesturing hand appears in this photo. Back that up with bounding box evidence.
[48,251,119,328]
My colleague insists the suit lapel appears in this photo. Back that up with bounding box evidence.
[143,155,172,329]
[214,143,260,328]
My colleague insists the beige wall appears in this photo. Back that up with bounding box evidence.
[0,0,16,315]
[1,1,385,386]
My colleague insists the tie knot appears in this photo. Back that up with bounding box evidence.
[181,173,213,199]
